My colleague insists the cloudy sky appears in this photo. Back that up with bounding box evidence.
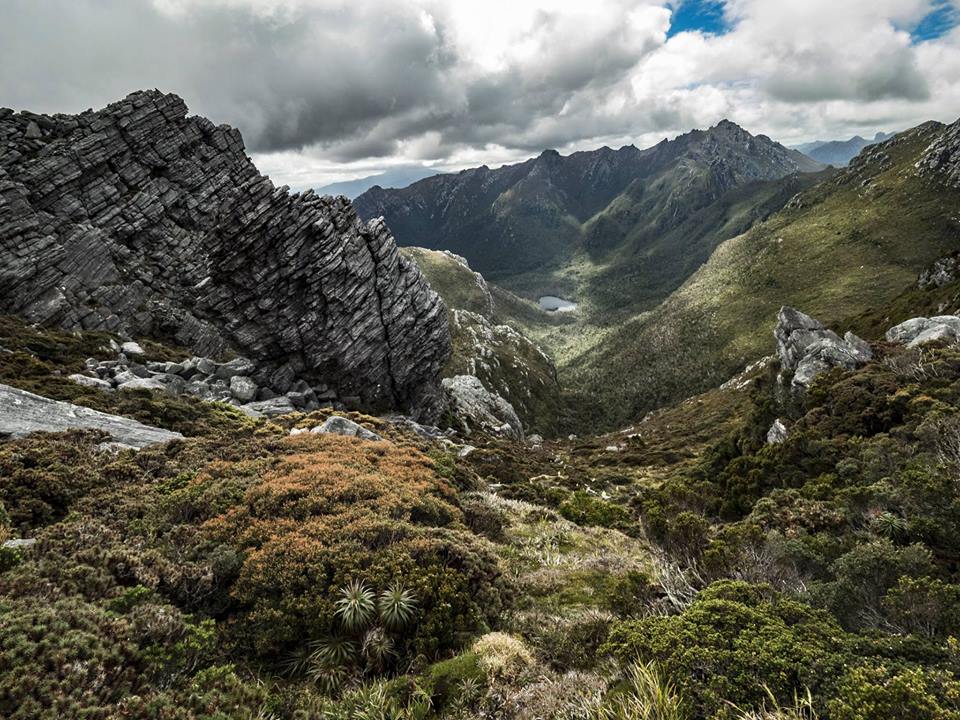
[2,0,960,188]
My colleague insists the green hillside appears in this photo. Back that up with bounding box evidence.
[566,121,960,429]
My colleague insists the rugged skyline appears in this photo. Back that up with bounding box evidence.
[2,1,959,187]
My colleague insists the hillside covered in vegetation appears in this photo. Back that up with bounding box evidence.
[7,242,960,719]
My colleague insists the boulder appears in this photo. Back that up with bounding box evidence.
[216,357,256,379]
[117,377,168,392]
[774,307,872,388]
[908,323,958,348]
[67,373,113,391]
[310,416,382,441]
[239,397,296,418]
[230,375,258,402]
[0,383,182,448]
[766,419,789,445]
[120,341,144,356]
[442,375,524,439]
[886,318,936,345]
[886,315,960,348]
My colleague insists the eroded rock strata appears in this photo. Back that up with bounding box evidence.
[0,91,450,419]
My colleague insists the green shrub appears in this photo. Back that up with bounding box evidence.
[603,581,850,718]
[560,491,634,530]
[827,664,960,720]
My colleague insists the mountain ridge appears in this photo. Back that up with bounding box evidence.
[354,120,825,316]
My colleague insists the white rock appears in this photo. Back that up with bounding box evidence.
[310,415,382,441]
[120,341,144,356]
[117,378,167,392]
[767,418,789,444]
[230,375,258,402]
[67,373,113,391]
[907,323,958,348]
[0,383,182,448]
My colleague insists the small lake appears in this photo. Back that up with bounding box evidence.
[538,295,578,313]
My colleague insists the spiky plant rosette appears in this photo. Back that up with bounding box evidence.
[377,582,417,629]
[335,579,376,630]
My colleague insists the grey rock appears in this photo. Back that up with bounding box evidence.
[184,379,215,400]
[67,373,113,391]
[441,374,524,439]
[112,370,138,385]
[775,307,872,388]
[930,316,960,332]
[240,397,296,417]
[886,316,960,348]
[916,118,960,188]
[918,254,960,289]
[0,383,182,448]
[151,373,186,396]
[216,357,256,379]
[383,414,452,439]
[0,90,450,422]
[121,341,144,356]
[907,323,958,348]
[886,317,937,344]
[774,306,828,371]
[766,419,789,445]
[195,357,216,376]
[310,415,382,441]
[230,375,258,402]
[128,363,151,378]
[23,120,41,139]
[117,377,167,392]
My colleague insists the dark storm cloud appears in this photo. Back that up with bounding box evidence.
[1,0,959,181]
[0,0,671,160]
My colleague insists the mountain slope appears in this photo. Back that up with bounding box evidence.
[354,122,824,315]
[566,120,960,428]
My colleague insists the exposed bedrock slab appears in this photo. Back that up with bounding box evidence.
[0,383,182,448]
[0,91,450,420]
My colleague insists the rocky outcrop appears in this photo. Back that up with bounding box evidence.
[917,118,960,188]
[775,307,873,388]
[0,383,182,448]
[886,316,960,348]
[0,91,449,420]
[766,418,789,445]
[442,375,524,440]
[918,252,960,289]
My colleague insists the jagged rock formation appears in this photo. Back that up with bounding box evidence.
[0,383,182,448]
[774,307,873,388]
[0,91,450,420]
[917,117,960,188]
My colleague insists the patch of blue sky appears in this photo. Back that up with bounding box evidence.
[666,0,729,38]
[909,0,958,42]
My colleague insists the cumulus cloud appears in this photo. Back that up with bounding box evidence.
[1,0,959,185]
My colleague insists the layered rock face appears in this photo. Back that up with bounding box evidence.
[0,91,450,419]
